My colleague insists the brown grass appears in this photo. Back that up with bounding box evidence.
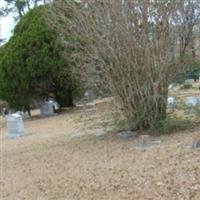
[1,98,200,200]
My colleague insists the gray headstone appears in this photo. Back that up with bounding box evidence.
[94,129,106,137]
[40,101,54,116]
[84,90,95,102]
[137,135,152,148]
[6,114,25,138]
[117,131,137,139]
[184,79,194,85]
[184,96,200,107]
[191,139,200,149]
[134,135,161,150]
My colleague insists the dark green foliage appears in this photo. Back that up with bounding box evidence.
[150,117,193,135]
[0,6,82,109]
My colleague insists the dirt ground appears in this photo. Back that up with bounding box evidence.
[0,98,200,200]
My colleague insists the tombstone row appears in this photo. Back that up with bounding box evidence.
[5,100,60,138]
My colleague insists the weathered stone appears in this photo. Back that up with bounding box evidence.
[191,139,200,149]
[6,114,25,138]
[184,96,200,107]
[140,135,151,147]
[134,135,161,150]
[84,90,95,102]
[184,79,194,85]
[167,96,178,109]
[117,131,137,139]
[40,101,55,116]
[95,129,106,137]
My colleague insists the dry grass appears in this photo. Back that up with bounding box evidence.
[1,97,200,200]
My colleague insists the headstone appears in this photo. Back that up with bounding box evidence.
[167,96,177,109]
[95,128,106,137]
[184,79,194,85]
[140,135,151,147]
[184,96,200,107]
[40,101,54,116]
[191,140,200,149]
[6,114,25,138]
[84,90,95,102]
[134,135,160,150]
[168,84,173,90]
[117,131,137,139]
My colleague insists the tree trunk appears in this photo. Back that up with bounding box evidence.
[24,105,31,116]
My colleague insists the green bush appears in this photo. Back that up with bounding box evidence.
[150,117,192,135]
[0,6,83,109]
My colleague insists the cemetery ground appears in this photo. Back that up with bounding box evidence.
[1,89,200,199]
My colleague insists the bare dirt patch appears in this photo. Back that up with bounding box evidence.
[1,99,200,200]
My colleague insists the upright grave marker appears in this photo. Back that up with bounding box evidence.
[6,114,25,138]
[40,101,55,116]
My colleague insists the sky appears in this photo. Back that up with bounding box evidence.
[0,0,49,42]
[0,0,15,41]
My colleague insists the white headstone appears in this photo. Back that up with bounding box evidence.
[184,79,194,85]
[84,90,95,102]
[40,101,54,116]
[167,96,177,109]
[168,84,173,90]
[6,114,25,138]
[184,96,200,107]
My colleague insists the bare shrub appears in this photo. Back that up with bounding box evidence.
[47,0,180,130]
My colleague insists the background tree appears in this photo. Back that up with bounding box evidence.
[170,0,200,83]
[0,5,82,111]
[174,0,200,58]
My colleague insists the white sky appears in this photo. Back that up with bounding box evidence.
[0,0,15,41]
[0,0,48,42]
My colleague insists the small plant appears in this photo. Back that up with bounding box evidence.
[150,117,192,135]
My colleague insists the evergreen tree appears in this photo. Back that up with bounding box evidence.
[0,5,82,110]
